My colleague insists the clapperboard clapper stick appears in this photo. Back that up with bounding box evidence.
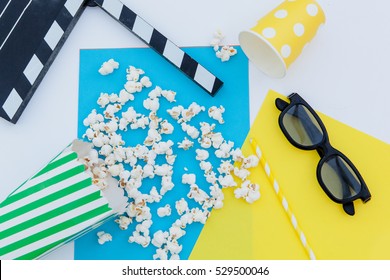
[0,0,223,124]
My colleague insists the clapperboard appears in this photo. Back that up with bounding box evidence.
[0,0,223,124]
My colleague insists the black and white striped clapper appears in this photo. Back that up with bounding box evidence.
[0,0,86,124]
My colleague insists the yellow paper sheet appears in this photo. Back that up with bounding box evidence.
[190,90,390,259]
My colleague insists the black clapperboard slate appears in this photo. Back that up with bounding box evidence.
[0,0,223,124]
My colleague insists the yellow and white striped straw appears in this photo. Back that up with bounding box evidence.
[249,138,316,260]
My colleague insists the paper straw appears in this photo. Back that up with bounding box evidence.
[249,138,316,260]
[94,0,223,96]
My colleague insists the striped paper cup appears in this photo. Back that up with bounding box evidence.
[0,140,128,260]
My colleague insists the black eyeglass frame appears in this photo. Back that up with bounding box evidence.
[275,93,371,215]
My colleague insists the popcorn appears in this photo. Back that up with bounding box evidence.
[234,180,261,204]
[205,171,217,184]
[149,86,162,99]
[200,161,213,174]
[175,198,189,216]
[153,248,168,260]
[166,154,176,165]
[200,122,216,136]
[187,184,210,204]
[199,136,212,149]
[218,174,237,188]
[99,144,113,157]
[182,173,196,185]
[97,93,110,108]
[191,208,210,224]
[159,120,174,135]
[178,137,194,150]
[210,30,237,62]
[216,46,237,62]
[98,58,119,75]
[230,148,244,162]
[167,105,183,120]
[208,105,225,124]
[210,30,225,51]
[154,164,173,177]
[148,186,162,203]
[195,149,209,161]
[83,109,104,127]
[140,76,152,88]
[169,225,186,240]
[115,215,132,230]
[126,66,144,81]
[243,155,260,169]
[211,132,224,149]
[157,204,172,217]
[108,163,124,177]
[143,164,155,179]
[234,167,250,181]
[97,231,112,245]
[128,231,151,248]
[160,175,174,195]
[215,141,234,158]
[119,89,135,104]
[104,104,122,120]
[181,123,200,139]
[124,81,143,94]
[217,160,234,175]
[152,230,169,248]
[166,239,182,255]
[143,97,160,112]
[161,90,176,102]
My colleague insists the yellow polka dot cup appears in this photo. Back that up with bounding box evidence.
[239,0,325,78]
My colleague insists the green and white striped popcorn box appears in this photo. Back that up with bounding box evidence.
[0,140,128,259]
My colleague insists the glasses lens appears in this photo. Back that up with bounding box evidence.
[282,104,324,147]
[319,155,362,200]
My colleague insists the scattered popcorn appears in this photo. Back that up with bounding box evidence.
[217,160,234,175]
[208,105,225,124]
[210,30,237,62]
[234,180,261,203]
[210,29,225,51]
[195,149,209,161]
[98,58,119,75]
[216,45,237,62]
[161,90,176,102]
[243,155,260,169]
[152,230,169,248]
[97,231,112,245]
[181,123,200,139]
[140,76,152,88]
[153,248,168,260]
[218,174,237,188]
[115,215,132,230]
[178,137,194,150]
[167,105,183,120]
[143,97,160,112]
[215,141,234,158]
[175,198,189,216]
[200,161,213,174]
[157,204,172,217]
[182,173,196,185]
[160,175,175,195]
[82,64,264,260]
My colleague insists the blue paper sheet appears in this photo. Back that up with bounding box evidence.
[76,46,249,259]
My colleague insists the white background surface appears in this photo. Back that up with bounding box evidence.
[1,0,390,259]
